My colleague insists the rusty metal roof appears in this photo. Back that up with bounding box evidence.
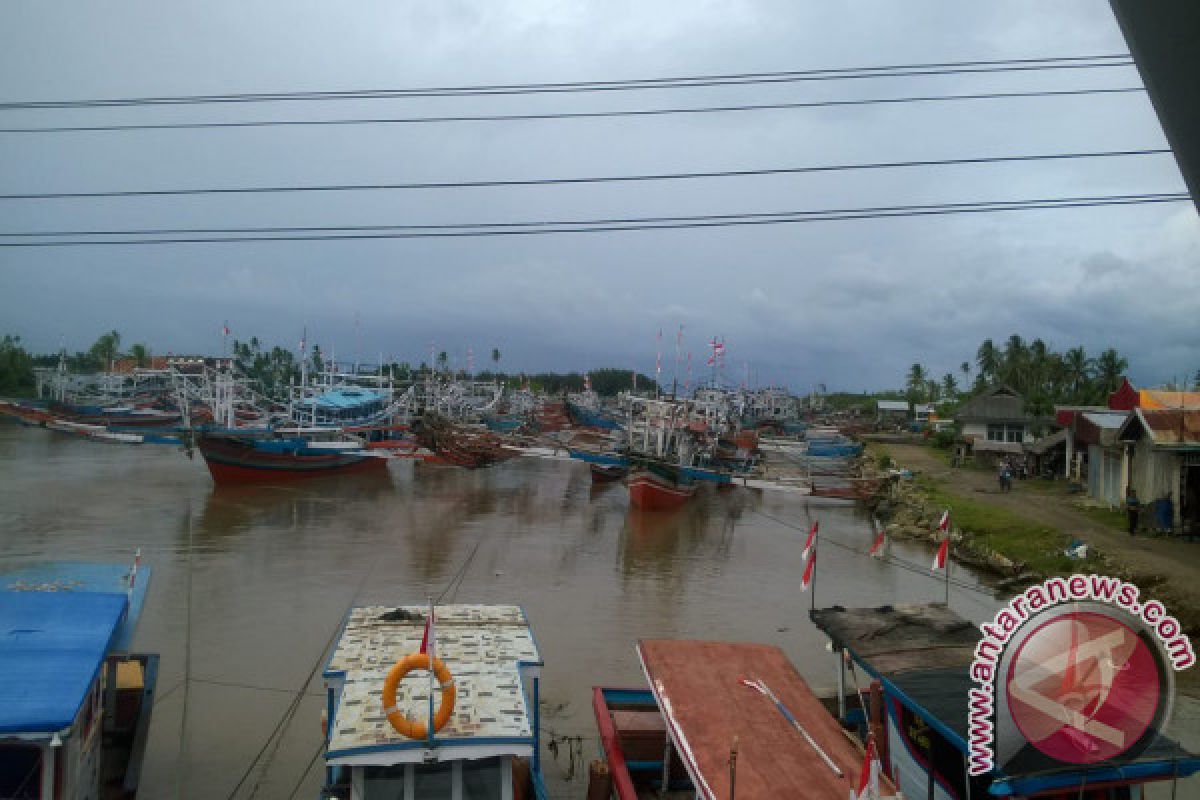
[1122,408,1200,448]
[323,604,541,766]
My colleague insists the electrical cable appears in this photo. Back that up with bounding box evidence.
[0,54,1134,110]
[0,193,1185,247]
[0,87,1146,134]
[0,148,1168,201]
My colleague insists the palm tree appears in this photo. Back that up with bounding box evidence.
[437,351,449,373]
[491,348,501,366]
[942,373,958,399]
[1000,334,1027,389]
[1094,348,1128,395]
[976,339,998,380]
[88,330,121,370]
[1063,347,1093,399]
[906,363,928,402]
[129,343,150,368]
[960,361,970,384]
[1029,338,1048,395]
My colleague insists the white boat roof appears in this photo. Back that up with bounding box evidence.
[323,604,542,766]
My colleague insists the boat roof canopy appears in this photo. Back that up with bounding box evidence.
[811,604,1200,795]
[0,562,149,652]
[636,639,892,800]
[323,604,542,767]
[0,591,127,734]
[312,388,387,410]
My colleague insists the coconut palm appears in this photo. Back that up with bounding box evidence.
[1063,347,1094,399]
[976,339,998,380]
[129,343,150,368]
[1095,348,1128,395]
[942,373,958,399]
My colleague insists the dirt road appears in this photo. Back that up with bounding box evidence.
[884,442,1200,620]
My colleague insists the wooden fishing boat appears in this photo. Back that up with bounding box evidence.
[625,466,696,511]
[320,604,547,800]
[196,431,387,485]
[0,560,157,800]
[811,603,1200,799]
[593,639,895,799]
[590,462,629,483]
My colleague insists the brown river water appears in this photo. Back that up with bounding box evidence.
[2,421,1195,799]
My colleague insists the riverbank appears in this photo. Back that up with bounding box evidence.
[865,437,1200,640]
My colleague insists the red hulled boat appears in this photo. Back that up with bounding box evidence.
[196,432,387,485]
[625,467,696,511]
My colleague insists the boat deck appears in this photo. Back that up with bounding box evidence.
[635,639,888,800]
[323,604,542,766]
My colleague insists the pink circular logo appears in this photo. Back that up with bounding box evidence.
[1005,611,1161,764]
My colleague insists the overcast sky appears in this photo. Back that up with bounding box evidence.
[0,1,1195,392]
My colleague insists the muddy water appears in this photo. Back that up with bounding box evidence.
[0,422,1004,798]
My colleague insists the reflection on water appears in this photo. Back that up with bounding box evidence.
[0,422,1003,799]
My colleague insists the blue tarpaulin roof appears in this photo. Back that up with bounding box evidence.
[312,388,386,410]
[0,591,128,734]
[0,562,149,651]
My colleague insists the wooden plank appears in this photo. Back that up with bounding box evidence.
[638,640,890,800]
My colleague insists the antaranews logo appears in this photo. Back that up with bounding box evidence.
[967,574,1195,776]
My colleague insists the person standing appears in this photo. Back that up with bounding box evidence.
[1126,487,1141,536]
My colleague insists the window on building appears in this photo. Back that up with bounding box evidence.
[987,424,1025,442]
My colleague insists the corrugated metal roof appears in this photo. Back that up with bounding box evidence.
[0,591,127,734]
[324,604,540,763]
[1140,389,1200,410]
[876,401,908,412]
[955,385,1025,422]
[1082,412,1130,429]
[1130,409,1200,447]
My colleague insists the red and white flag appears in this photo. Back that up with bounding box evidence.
[932,537,949,572]
[802,519,818,561]
[937,509,950,532]
[868,527,887,558]
[801,546,816,591]
[420,601,435,657]
[222,321,231,337]
[852,737,880,799]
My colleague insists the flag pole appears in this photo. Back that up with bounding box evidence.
[427,597,436,746]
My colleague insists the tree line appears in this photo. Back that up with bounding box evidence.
[903,334,1142,415]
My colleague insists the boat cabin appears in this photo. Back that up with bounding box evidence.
[593,639,897,799]
[811,603,1200,799]
[0,562,156,800]
[321,604,545,800]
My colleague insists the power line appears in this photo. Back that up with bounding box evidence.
[0,87,1146,134]
[0,55,1134,110]
[0,148,1169,201]
[0,193,1186,246]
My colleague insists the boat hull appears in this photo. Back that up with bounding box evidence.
[590,463,629,483]
[197,435,386,485]
[626,469,696,510]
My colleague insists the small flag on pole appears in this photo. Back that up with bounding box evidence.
[852,736,880,799]
[937,509,950,532]
[801,545,816,591]
[932,536,949,572]
[420,601,435,656]
[222,322,231,337]
[802,519,818,561]
[868,527,886,558]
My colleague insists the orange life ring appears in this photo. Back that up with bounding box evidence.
[381,653,456,739]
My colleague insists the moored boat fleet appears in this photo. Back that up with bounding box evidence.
[1,358,873,503]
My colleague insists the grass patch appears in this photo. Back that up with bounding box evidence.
[916,476,1097,576]
[1073,503,1128,532]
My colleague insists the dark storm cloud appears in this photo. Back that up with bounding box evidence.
[1,1,1195,391]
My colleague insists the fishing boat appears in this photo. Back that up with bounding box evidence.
[593,639,895,799]
[0,559,157,800]
[625,463,697,511]
[195,430,387,485]
[566,389,623,431]
[320,604,547,799]
[811,603,1200,799]
[590,463,630,483]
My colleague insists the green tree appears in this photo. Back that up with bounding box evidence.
[1094,348,1128,396]
[941,373,958,399]
[129,343,150,368]
[976,339,998,380]
[1063,347,1093,400]
[88,329,121,371]
[437,351,449,372]
[491,348,501,368]
[0,335,35,396]
[905,363,928,402]
[960,361,970,384]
